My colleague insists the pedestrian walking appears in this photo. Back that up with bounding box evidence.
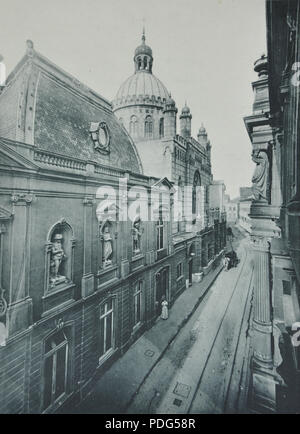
[161,296,168,320]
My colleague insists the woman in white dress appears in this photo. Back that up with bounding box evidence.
[161,296,168,320]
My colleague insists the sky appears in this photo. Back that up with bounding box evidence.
[0,0,267,198]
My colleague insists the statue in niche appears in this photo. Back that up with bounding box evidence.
[132,217,142,254]
[251,150,269,202]
[102,225,113,267]
[50,234,67,284]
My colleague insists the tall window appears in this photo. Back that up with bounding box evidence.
[192,171,201,219]
[43,330,69,411]
[144,115,153,138]
[129,115,138,137]
[159,118,164,138]
[176,263,183,279]
[133,281,142,327]
[99,299,114,358]
[156,207,164,250]
[177,177,183,233]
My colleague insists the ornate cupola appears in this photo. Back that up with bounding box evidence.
[180,103,192,138]
[134,29,153,73]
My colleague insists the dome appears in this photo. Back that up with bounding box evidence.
[181,104,191,115]
[135,43,153,58]
[166,94,176,106]
[134,30,153,58]
[114,71,170,107]
[198,123,207,135]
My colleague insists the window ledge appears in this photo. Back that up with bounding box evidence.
[132,253,144,262]
[97,264,118,276]
[43,282,75,300]
[97,348,117,368]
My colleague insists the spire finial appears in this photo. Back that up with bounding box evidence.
[142,17,146,44]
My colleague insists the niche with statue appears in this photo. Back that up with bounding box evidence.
[45,219,75,292]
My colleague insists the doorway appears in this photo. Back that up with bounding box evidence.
[155,268,169,315]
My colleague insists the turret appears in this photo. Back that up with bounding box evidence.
[198,124,211,160]
[163,94,177,137]
[179,103,192,138]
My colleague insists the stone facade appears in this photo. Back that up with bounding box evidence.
[0,38,226,413]
[244,0,300,413]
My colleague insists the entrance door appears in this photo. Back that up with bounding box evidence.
[156,268,168,315]
[189,260,193,286]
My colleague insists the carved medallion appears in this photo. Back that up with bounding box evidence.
[90,122,110,155]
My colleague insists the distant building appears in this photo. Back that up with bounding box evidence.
[224,194,239,224]
[237,187,253,233]
[113,31,227,272]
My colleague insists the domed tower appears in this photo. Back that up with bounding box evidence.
[113,31,175,142]
[180,104,192,138]
[163,94,177,138]
[198,123,211,160]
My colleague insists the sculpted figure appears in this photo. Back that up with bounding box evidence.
[50,234,66,284]
[103,225,113,267]
[132,218,142,253]
[251,150,269,202]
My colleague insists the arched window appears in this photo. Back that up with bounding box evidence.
[138,57,142,70]
[145,115,153,138]
[192,171,201,219]
[143,56,147,70]
[43,328,70,411]
[129,115,138,137]
[159,118,164,138]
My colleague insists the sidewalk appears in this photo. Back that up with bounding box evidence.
[73,261,223,414]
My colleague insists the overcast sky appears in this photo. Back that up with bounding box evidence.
[0,0,267,198]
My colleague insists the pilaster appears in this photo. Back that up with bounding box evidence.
[7,193,34,336]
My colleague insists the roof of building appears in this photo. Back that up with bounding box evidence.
[0,41,143,174]
[113,33,170,110]
[114,71,169,104]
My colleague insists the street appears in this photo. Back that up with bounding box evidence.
[74,227,254,415]
[127,228,253,414]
